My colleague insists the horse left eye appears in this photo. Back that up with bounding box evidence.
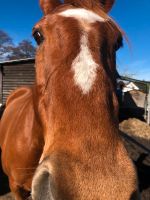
[33,31,44,45]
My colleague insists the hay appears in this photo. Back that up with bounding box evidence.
[0,193,14,200]
[120,118,150,151]
[120,118,150,140]
[120,118,150,200]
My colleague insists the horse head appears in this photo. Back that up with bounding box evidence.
[31,0,137,199]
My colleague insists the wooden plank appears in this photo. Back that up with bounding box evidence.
[0,65,3,105]
[2,63,35,103]
[147,85,150,125]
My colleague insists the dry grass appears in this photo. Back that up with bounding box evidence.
[120,118,150,164]
[120,118,150,148]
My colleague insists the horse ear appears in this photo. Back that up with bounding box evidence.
[64,0,115,13]
[40,0,62,15]
[100,0,115,12]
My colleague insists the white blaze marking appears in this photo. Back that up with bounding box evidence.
[59,8,101,94]
[59,8,106,23]
[72,33,99,94]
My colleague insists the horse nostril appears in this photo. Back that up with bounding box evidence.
[32,166,54,200]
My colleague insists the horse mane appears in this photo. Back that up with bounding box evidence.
[63,0,125,44]
[64,0,115,12]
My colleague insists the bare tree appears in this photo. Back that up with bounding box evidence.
[0,30,13,59]
[7,40,36,60]
[0,29,36,61]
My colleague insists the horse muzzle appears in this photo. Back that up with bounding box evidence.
[31,158,55,200]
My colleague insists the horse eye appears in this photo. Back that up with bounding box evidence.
[33,30,44,45]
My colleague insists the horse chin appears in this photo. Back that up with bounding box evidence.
[32,159,55,200]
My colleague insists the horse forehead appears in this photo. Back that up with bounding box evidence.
[57,9,105,95]
[58,8,106,23]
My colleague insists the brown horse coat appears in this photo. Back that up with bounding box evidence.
[0,87,44,198]
[0,0,139,199]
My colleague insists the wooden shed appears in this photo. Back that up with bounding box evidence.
[0,58,35,105]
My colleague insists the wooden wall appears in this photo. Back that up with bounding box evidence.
[0,66,3,104]
[0,59,35,104]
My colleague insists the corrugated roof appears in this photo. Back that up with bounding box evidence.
[0,58,35,66]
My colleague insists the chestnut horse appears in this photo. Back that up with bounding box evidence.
[0,0,139,199]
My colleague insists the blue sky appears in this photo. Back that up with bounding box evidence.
[0,0,150,81]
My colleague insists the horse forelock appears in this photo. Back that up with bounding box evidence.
[58,8,107,23]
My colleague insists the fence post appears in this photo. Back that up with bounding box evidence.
[147,84,150,125]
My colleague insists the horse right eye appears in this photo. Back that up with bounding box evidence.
[33,30,44,45]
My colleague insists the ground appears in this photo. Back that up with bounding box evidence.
[0,193,14,200]
[120,118,150,199]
